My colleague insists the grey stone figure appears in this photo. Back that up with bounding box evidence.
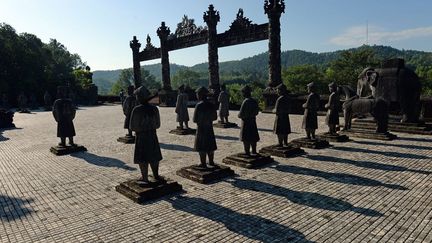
[122,85,136,138]
[44,91,52,110]
[302,82,320,139]
[129,86,163,184]
[119,89,125,104]
[193,87,217,168]
[325,82,340,134]
[53,86,76,147]
[29,94,38,110]
[18,92,28,111]
[238,85,260,155]
[175,85,190,129]
[273,83,291,147]
[218,84,230,123]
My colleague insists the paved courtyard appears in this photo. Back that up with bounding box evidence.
[0,104,431,242]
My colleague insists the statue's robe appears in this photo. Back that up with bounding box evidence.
[325,92,340,126]
[53,98,76,138]
[238,98,260,142]
[273,95,291,135]
[122,95,136,129]
[217,91,230,118]
[302,92,320,130]
[193,99,217,152]
[175,93,189,123]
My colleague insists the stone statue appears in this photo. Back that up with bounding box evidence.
[325,82,340,135]
[273,83,291,147]
[18,92,28,112]
[122,85,136,138]
[129,86,163,184]
[217,84,230,123]
[175,85,190,129]
[302,82,320,140]
[193,87,217,168]
[44,91,52,111]
[29,93,38,110]
[119,89,125,104]
[238,85,260,155]
[53,86,76,147]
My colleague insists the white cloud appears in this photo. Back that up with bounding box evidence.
[330,25,432,46]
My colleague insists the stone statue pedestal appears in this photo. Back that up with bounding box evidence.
[176,164,234,184]
[223,153,274,169]
[317,132,350,142]
[18,109,31,114]
[158,89,177,107]
[117,135,135,144]
[213,121,238,128]
[169,127,196,135]
[116,177,182,203]
[352,117,432,135]
[340,129,397,141]
[50,145,87,156]
[290,137,330,149]
[259,144,305,158]
[44,106,52,111]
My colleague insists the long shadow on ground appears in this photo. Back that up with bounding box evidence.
[0,131,8,142]
[397,137,432,143]
[160,143,194,152]
[306,154,431,175]
[226,178,382,217]
[274,164,407,190]
[71,152,136,171]
[167,196,313,242]
[353,140,432,151]
[0,195,34,221]
[215,135,239,141]
[330,146,429,160]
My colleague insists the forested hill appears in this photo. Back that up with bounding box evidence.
[93,45,432,94]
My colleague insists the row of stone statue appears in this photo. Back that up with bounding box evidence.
[1,91,57,112]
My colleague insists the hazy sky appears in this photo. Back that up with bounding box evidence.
[1,0,431,70]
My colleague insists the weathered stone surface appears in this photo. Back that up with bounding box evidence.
[117,135,135,144]
[213,121,238,128]
[291,137,330,149]
[176,164,234,184]
[259,144,305,158]
[223,153,274,168]
[340,129,397,141]
[116,177,182,203]
[169,127,196,135]
[352,117,432,135]
[317,132,350,142]
[50,145,87,156]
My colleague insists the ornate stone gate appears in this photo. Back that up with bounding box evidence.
[130,0,285,107]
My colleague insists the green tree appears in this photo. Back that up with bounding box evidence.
[171,69,205,89]
[282,64,326,94]
[110,68,159,95]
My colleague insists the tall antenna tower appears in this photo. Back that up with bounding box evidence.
[366,20,369,45]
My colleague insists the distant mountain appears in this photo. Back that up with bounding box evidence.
[93,45,432,94]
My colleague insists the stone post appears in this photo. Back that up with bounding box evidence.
[157,22,172,91]
[130,36,142,87]
[203,4,221,97]
[263,0,285,112]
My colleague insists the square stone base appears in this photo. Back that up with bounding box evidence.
[169,128,196,135]
[117,135,135,144]
[340,129,397,141]
[176,164,235,184]
[291,137,330,149]
[222,153,274,169]
[50,145,87,156]
[317,132,350,142]
[259,144,305,158]
[115,177,182,203]
[213,122,238,128]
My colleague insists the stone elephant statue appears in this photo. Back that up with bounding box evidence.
[356,58,421,123]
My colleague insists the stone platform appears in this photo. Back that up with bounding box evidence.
[213,121,238,128]
[169,127,196,135]
[223,153,274,169]
[50,144,87,155]
[176,164,235,184]
[259,144,305,158]
[117,135,135,144]
[116,177,182,203]
[291,137,330,149]
[351,117,432,135]
[340,129,397,141]
[317,132,350,142]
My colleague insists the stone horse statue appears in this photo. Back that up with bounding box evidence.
[340,85,389,133]
[357,58,421,123]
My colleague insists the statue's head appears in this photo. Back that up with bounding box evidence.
[241,85,252,98]
[328,82,337,93]
[276,83,287,96]
[307,82,316,93]
[195,86,209,101]
[57,86,68,99]
[134,86,151,104]
[127,85,135,95]
[178,84,185,92]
